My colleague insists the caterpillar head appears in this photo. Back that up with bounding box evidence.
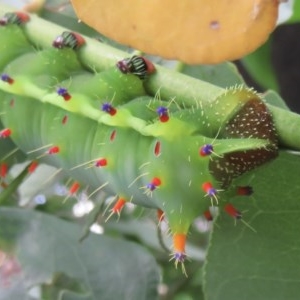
[116,55,155,80]
[0,12,30,26]
[52,31,85,50]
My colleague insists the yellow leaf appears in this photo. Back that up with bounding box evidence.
[71,0,279,64]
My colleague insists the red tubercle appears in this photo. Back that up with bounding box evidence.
[202,181,219,205]
[154,141,161,156]
[95,158,107,167]
[1,73,14,85]
[0,128,12,138]
[156,106,169,123]
[35,145,60,159]
[108,108,117,116]
[202,181,216,195]
[0,163,8,178]
[57,87,71,101]
[62,115,68,125]
[63,94,71,101]
[224,203,242,219]
[9,99,14,107]
[112,197,127,214]
[203,209,213,221]
[28,161,38,174]
[102,103,117,116]
[110,130,117,141]
[199,144,214,157]
[145,177,162,193]
[202,181,212,192]
[69,182,80,195]
[151,177,161,187]
[47,146,60,155]
[159,114,169,122]
[236,186,253,196]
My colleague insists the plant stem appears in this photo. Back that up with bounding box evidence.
[0,4,299,150]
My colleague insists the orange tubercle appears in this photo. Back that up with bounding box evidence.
[112,197,126,214]
[172,233,187,275]
[69,182,80,195]
[173,233,186,254]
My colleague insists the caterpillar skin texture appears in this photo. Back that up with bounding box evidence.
[0,19,278,265]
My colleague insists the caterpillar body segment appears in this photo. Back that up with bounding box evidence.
[56,68,147,106]
[0,48,84,98]
[0,25,33,70]
[0,12,279,271]
[0,90,273,226]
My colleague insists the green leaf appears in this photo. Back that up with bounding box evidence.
[242,38,279,91]
[0,208,160,300]
[287,0,300,23]
[204,151,300,300]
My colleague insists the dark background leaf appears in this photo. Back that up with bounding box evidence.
[0,208,160,300]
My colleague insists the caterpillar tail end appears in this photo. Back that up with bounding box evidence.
[170,233,188,276]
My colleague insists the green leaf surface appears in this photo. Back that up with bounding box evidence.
[0,208,160,300]
[204,151,300,300]
[242,38,279,91]
[287,0,300,23]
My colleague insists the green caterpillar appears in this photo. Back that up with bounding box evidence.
[0,12,278,271]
